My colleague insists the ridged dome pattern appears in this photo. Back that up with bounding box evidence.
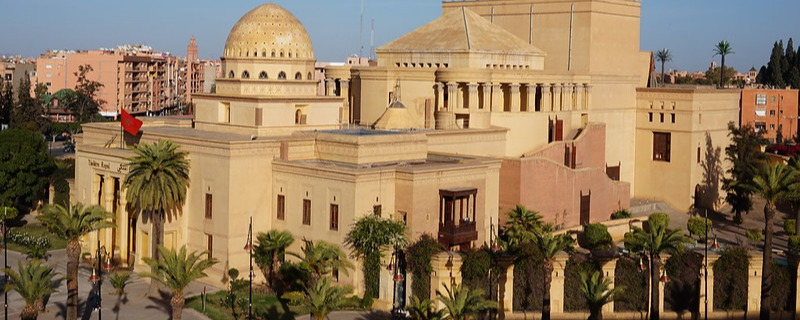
[224,3,314,60]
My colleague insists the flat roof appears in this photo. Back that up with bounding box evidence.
[319,128,404,136]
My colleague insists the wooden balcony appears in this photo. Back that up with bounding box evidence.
[438,221,477,248]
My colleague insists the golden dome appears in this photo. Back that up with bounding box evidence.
[224,3,314,60]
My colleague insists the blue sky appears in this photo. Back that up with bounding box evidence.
[2,0,799,73]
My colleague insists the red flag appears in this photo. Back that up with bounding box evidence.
[120,109,143,135]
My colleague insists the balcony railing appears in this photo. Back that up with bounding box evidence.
[438,221,477,248]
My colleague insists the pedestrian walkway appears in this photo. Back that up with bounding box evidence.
[1,249,220,320]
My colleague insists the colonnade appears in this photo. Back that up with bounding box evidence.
[90,173,130,266]
[433,82,591,113]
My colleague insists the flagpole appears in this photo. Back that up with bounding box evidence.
[119,106,124,150]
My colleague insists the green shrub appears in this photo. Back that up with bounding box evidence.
[687,217,712,240]
[784,219,796,235]
[460,247,494,296]
[746,229,763,243]
[648,212,670,231]
[614,256,648,312]
[790,235,800,251]
[564,254,599,311]
[664,251,702,313]
[406,234,444,300]
[513,244,545,312]
[611,209,632,220]
[713,247,749,310]
[582,223,613,251]
[768,262,792,311]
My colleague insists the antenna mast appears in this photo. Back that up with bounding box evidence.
[370,19,375,60]
[359,0,365,58]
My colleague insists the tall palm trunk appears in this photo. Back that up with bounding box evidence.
[660,62,666,86]
[21,304,38,320]
[148,210,164,295]
[589,306,603,320]
[650,255,661,320]
[542,261,554,320]
[761,203,775,320]
[170,291,185,320]
[66,239,80,320]
[719,56,726,88]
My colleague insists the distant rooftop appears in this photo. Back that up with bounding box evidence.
[319,128,404,136]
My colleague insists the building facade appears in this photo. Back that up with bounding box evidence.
[72,0,742,306]
[740,88,799,142]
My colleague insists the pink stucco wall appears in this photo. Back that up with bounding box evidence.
[500,123,630,227]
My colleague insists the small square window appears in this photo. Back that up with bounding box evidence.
[373,205,382,217]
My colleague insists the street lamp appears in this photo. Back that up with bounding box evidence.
[89,236,113,320]
[243,217,254,320]
[390,246,407,320]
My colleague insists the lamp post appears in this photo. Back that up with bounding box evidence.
[390,246,406,320]
[89,232,114,320]
[488,219,499,320]
[3,207,8,320]
[243,217,254,320]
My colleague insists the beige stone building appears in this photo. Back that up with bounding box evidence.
[72,0,741,305]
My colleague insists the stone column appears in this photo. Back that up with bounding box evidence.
[92,174,102,206]
[541,83,552,111]
[103,176,115,249]
[552,83,562,111]
[481,83,491,110]
[502,265,514,317]
[600,258,618,314]
[468,83,479,111]
[509,84,521,112]
[492,83,504,113]
[550,252,569,314]
[430,252,463,309]
[340,79,351,123]
[526,83,537,112]
[119,187,129,266]
[325,78,335,96]
[747,253,763,315]
[435,83,444,111]
[584,84,592,110]
[699,252,720,316]
[446,82,459,110]
[575,83,584,111]
[566,84,575,110]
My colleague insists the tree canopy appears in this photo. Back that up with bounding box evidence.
[67,65,104,123]
[0,129,55,210]
[757,38,800,89]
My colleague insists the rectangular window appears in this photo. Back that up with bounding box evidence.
[671,113,676,123]
[648,112,653,122]
[276,195,285,220]
[204,193,212,219]
[659,113,664,123]
[373,205,382,217]
[770,110,776,116]
[697,147,701,163]
[329,204,339,231]
[653,132,671,162]
[770,124,775,130]
[302,199,311,225]
[756,94,767,105]
[206,234,213,259]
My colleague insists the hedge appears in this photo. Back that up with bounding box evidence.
[581,223,612,251]
[460,247,497,301]
[713,247,748,310]
[564,253,599,311]
[513,244,545,312]
[768,261,792,312]
[406,234,443,300]
[664,251,702,314]
[614,256,648,312]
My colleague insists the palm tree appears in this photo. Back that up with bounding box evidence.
[533,231,574,320]
[300,277,353,320]
[139,246,217,320]
[713,41,734,87]
[254,230,294,292]
[408,296,446,320]
[298,239,353,285]
[655,48,672,86]
[344,215,407,299]
[503,205,543,247]
[623,213,688,320]
[123,140,190,263]
[436,283,497,320]
[38,202,113,320]
[579,270,623,320]
[740,162,797,320]
[4,260,62,320]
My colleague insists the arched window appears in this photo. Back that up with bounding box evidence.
[271,50,276,58]
[288,52,292,58]
[228,70,235,78]
[241,71,250,79]
[280,51,284,58]
[258,71,268,79]
[278,71,286,80]
[307,72,313,80]
[295,109,303,124]
[295,72,302,80]
[261,50,266,57]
